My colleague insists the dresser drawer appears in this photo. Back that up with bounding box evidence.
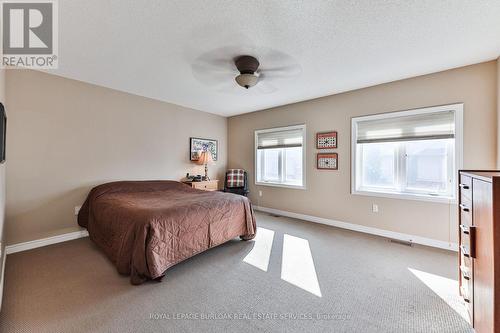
[460,249,473,270]
[192,181,218,191]
[460,284,472,304]
[460,283,473,321]
[460,265,472,284]
[459,174,472,200]
[459,197,472,226]
[460,226,472,252]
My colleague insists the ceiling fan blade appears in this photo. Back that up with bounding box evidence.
[192,61,234,74]
[259,64,302,78]
[255,79,277,94]
[214,80,240,92]
[193,71,235,87]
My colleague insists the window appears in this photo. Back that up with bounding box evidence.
[352,104,463,202]
[255,124,306,188]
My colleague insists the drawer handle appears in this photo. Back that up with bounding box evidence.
[460,224,469,234]
[459,204,470,212]
[459,184,470,190]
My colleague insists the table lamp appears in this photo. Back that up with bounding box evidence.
[197,151,214,180]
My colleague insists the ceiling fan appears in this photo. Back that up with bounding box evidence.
[191,47,301,94]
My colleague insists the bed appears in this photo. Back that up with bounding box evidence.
[78,180,256,284]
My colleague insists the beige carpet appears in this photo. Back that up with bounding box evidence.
[0,212,472,332]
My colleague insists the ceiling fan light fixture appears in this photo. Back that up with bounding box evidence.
[235,73,258,89]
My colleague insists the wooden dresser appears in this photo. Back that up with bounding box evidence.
[182,179,219,192]
[459,170,500,332]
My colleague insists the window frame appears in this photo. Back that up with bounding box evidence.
[255,124,307,190]
[351,104,463,203]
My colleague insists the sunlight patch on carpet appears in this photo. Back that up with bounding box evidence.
[281,234,322,297]
[408,268,469,323]
[243,227,275,272]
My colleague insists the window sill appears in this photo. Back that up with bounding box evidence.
[352,189,456,204]
[255,182,306,190]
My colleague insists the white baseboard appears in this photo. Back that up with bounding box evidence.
[254,206,458,252]
[5,230,89,255]
[0,248,6,310]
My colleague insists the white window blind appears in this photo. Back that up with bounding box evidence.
[356,110,455,143]
[256,128,304,149]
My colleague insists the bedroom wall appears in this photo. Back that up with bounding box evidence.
[0,68,6,309]
[498,57,500,167]
[0,69,5,249]
[5,70,227,245]
[228,61,498,246]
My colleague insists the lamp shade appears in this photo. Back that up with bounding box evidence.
[197,151,214,165]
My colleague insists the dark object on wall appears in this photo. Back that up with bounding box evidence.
[0,103,6,163]
[458,170,500,331]
[190,137,218,161]
[317,153,338,170]
[316,131,337,149]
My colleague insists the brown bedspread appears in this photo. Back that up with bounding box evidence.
[78,181,256,284]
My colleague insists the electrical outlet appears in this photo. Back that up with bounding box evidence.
[372,204,379,213]
[74,206,82,216]
[258,190,263,197]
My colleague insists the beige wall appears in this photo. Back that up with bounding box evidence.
[228,61,498,245]
[5,70,227,245]
[0,68,6,309]
[498,57,500,167]
[0,69,5,252]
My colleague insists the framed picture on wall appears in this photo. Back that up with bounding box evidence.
[317,153,338,170]
[190,137,218,161]
[316,131,337,149]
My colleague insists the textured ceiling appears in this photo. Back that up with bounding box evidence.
[48,0,500,116]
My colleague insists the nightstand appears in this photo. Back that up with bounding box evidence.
[183,180,219,192]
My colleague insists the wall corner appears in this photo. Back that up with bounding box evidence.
[497,57,500,168]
